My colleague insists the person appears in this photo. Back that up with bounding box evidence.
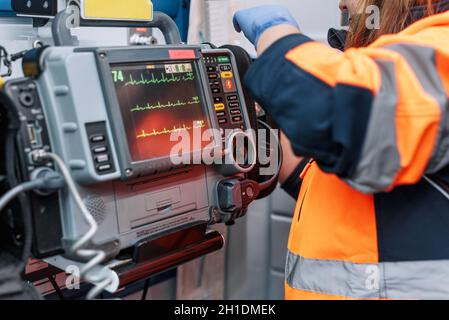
[233,0,449,300]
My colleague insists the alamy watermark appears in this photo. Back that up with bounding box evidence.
[65,265,81,290]
[365,5,380,30]
[168,126,280,176]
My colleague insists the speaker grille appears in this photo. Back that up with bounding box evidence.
[84,195,107,225]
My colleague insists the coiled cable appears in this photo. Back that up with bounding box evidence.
[31,150,117,300]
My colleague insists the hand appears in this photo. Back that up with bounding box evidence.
[233,5,300,46]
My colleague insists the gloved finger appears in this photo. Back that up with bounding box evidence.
[232,13,242,33]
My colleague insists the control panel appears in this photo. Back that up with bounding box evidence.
[202,51,247,133]
[85,122,116,175]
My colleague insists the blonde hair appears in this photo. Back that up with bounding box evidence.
[346,0,435,47]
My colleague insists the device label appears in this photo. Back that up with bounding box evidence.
[169,50,196,60]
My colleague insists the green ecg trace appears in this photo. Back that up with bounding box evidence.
[131,96,200,112]
[125,72,195,86]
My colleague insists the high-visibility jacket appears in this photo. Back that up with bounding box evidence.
[245,9,449,299]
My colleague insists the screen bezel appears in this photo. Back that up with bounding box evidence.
[91,46,221,180]
[111,60,212,164]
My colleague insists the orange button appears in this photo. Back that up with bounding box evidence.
[214,103,225,111]
[221,71,233,79]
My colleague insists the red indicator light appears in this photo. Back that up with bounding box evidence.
[136,28,148,33]
[225,79,235,91]
[169,50,196,59]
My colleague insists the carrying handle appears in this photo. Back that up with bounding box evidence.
[52,5,182,46]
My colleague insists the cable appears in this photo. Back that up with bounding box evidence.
[141,278,150,300]
[48,275,65,300]
[0,181,43,213]
[33,151,98,253]
[0,45,12,77]
[256,119,283,193]
[0,169,65,213]
[424,175,449,201]
[30,150,117,300]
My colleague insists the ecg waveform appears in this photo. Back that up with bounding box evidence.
[136,120,206,139]
[125,72,195,86]
[131,96,200,112]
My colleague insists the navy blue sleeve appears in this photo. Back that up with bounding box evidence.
[244,34,374,177]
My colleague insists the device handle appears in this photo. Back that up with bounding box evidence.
[52,7,182,46]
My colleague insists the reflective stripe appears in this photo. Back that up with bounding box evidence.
[285,283,357,300]
[347,43,448,193]
[384,44,449,174]
[286,251,381,299]
[346,60,401,193]
[286,250,449,300]
[383,260,449,299]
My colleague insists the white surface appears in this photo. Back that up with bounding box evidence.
[189,0,341,53]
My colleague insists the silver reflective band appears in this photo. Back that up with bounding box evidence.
[383,44,449,174]
[346,43,449,194]
[286,251,381,299]
[347,59,401,194]
[286,250,449,299]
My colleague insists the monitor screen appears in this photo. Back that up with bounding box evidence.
[111,61,212,162]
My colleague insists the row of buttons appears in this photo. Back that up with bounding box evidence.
[209,70,222,98]
[91,136,113,172]
[203,56,243,128]
[207,66,227,125]
[213,101,242,113]
[212,83,241,124]
[207,64,232,72]
[87,127,114,174]
[211,83,236,95]
[227,96,243,123]
[208,71,233,79]
[214,101,243,124]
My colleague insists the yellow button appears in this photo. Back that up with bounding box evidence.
[221,72,233,79]
[215,103,225,111]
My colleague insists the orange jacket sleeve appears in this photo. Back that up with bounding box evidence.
[245,12,449,193]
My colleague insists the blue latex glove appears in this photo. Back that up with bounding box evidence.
[233,5,300,46]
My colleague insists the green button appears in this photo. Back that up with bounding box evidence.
[218,56,230,63]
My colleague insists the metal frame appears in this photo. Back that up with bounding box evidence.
[52,7,182,46]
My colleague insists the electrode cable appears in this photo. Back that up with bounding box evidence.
[30,150,116,300]
[0,173,64,213]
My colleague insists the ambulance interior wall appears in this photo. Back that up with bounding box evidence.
[212,0,341,300]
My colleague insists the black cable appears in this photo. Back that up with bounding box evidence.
[141,278,150,300]
[0,180,47,212]
[48,275,65,300]
[0,46,12,77]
